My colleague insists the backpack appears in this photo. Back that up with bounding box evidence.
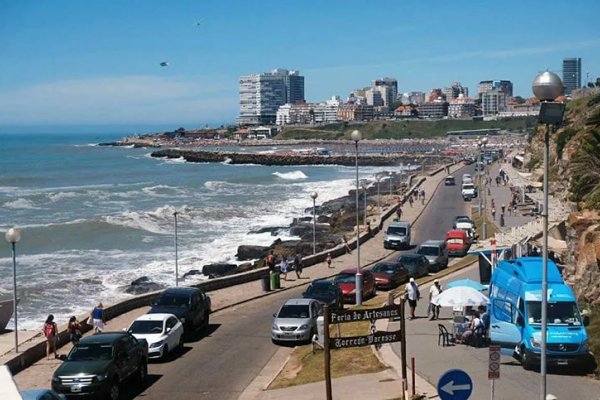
[44,323,55,338]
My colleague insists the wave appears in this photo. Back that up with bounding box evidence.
[163,156,186,164]
[3,198,39,209]
[273,171,308,180]
[221,157,232,164]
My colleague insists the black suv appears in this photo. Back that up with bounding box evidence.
[52,332,148,400]
[302,279,343,309]
[148,287,211,332]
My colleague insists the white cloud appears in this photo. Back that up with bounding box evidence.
[0,75,238,125]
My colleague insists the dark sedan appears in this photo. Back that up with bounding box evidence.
[302,279,344,309]
[368,261,409,290]
[396,253,429,278]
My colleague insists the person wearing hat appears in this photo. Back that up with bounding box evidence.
[404,277,420,320]
[428,279,442,320]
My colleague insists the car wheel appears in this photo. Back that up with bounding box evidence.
[161,345,169,361]
[202,312,210,332]
[521,346,534,371]
[108,380,120,400]
[137,361,148,382]
[178,334,184,349]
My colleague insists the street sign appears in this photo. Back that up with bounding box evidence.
[328,304,401,324]
[488,345,501,380]
[329,329,401,349]
[437,369,473,400]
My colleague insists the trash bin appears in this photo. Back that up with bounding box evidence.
[261,273,271,292]
[270,272,281,290]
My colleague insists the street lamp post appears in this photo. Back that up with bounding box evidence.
[174,211,179,287]
[5,228,21,353]
[375,175,381,210]
[481,136,488,240]
[532,71,565,400]
[477,139,482,215]
[361,183,368,228]
[389,171,393,196]
[351,130,363,305]
[310,191,318,255]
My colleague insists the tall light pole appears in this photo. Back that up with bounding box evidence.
[5,228,21,353]
[375,175,382,210]
[351,129,363,305]
[481,136,488,239]
[361,182,368,228]
[310,191,318,254]
[477,138,482,215]
[532,71,565,400]
[174,211,179,287]
[389,171,393,196]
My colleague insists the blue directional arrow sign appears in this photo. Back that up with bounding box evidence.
[437,369,473,400]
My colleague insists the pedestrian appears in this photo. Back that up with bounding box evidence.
[446,165,450,174]
[280,258,289,280]
[367,222,372,237]
[500,213,505,227]
[91,302,106,333]
[326,252,332,268]
[428,279,442,320]
[408,195,414,207]
[396,206,403,220]
[492,207,496,220]
[266,250,276,273]
[508,205,512,216]
[68,316,83,344]
[501,204,505,215]
[513,204,518,216]
[420,188,425,205]
[294,253,303,279]
[404,277,420,320]
[342,236,352,254]
[43,314,58,360]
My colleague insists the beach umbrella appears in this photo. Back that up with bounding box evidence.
[447,278,486,292]
[432,286,489,307]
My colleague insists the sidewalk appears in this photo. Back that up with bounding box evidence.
[8,161,464,396]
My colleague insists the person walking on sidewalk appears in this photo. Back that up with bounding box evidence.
[428,280,442,320]
[501,204,506,215]
[326,252,332,268]
[266,250,276,273]
[294,253,304,279]
[91,302,106,333]
[492,207,496,220]
[43,314,59,360]
[280,258,289,280]
[396,205,403,220]
[342,236,352,254]
[405,278,420,320]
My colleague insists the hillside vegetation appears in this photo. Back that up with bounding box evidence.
[277,117,534,140]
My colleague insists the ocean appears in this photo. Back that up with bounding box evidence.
[0,133,414,330]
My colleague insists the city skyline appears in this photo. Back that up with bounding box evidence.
[1,0,600,133]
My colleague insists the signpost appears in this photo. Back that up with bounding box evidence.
[437,369,473,400]
[488,345,501,400]
[323,302,405,400]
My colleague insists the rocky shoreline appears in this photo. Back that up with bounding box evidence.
[151,148,443,167]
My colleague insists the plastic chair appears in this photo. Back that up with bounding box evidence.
[438,324,455,346]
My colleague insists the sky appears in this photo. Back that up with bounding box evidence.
[1,0,599,133]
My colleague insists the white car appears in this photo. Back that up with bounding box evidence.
[126,313,184,360]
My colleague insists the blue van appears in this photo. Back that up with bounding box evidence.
[489,257,590,370]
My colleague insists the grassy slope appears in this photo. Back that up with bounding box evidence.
[277,118,533,140]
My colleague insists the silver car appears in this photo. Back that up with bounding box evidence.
[271,298,321,344]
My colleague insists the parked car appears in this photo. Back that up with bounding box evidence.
[368,261,408,290]
[333,268,377,303]
[417,240,449,272]
[302,279,343,309]
[383,221,411,250]
[446,229,471,256]
[148,287,211,333]
[52,332,148,400]
[126,313,184,360]
[21,389,66,400]
[453,215,474,227]
[271,298,321,344]
[444,176,455,186]
[396,254,429,278]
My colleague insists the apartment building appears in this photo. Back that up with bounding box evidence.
[337,103,374,121]
[481,90,507,115]
[563,57,581,95]
[419,100,449,118]
[372,77,398,107]
[448,95,476,118]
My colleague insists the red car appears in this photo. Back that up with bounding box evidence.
[368,261,409,290]
[333,268,376,303]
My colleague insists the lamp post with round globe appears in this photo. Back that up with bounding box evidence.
[361,182,368,228]
[351,130,363,305]
[481,136,488,239]
[477,137,482,215]
[5,228,21,353]
[532,71,565,400]
[310,191,318,255]
[174,211,179,287]
[375,174,382,210]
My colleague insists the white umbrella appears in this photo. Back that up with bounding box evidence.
[432,286,489,307]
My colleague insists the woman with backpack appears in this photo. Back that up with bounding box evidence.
[43,314,58,360]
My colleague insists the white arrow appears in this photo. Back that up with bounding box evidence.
[441,380,472,395]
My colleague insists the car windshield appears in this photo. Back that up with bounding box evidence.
[462,184,474,190]
[277,305,310,319]
[371,263,397,274]
[417,246,439,256]
[334,273,356,283]
[306,284,335,296]
[387,227,406,235]
[157,294,189,307]
[398,256,418,265]
[526,301,582,325]
[129,320,163,334]
[68,343,114,361]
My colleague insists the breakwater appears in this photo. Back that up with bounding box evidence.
[151,149,443,166]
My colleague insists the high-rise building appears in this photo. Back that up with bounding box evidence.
[478,80,513,99]
[481,90,507,115]
[372,77,398,107]
[237,69,305,125]
[444,82,468,101]
[366,88,384,107]
[563,57,582,95]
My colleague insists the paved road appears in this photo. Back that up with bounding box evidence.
[133,166,475,400]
